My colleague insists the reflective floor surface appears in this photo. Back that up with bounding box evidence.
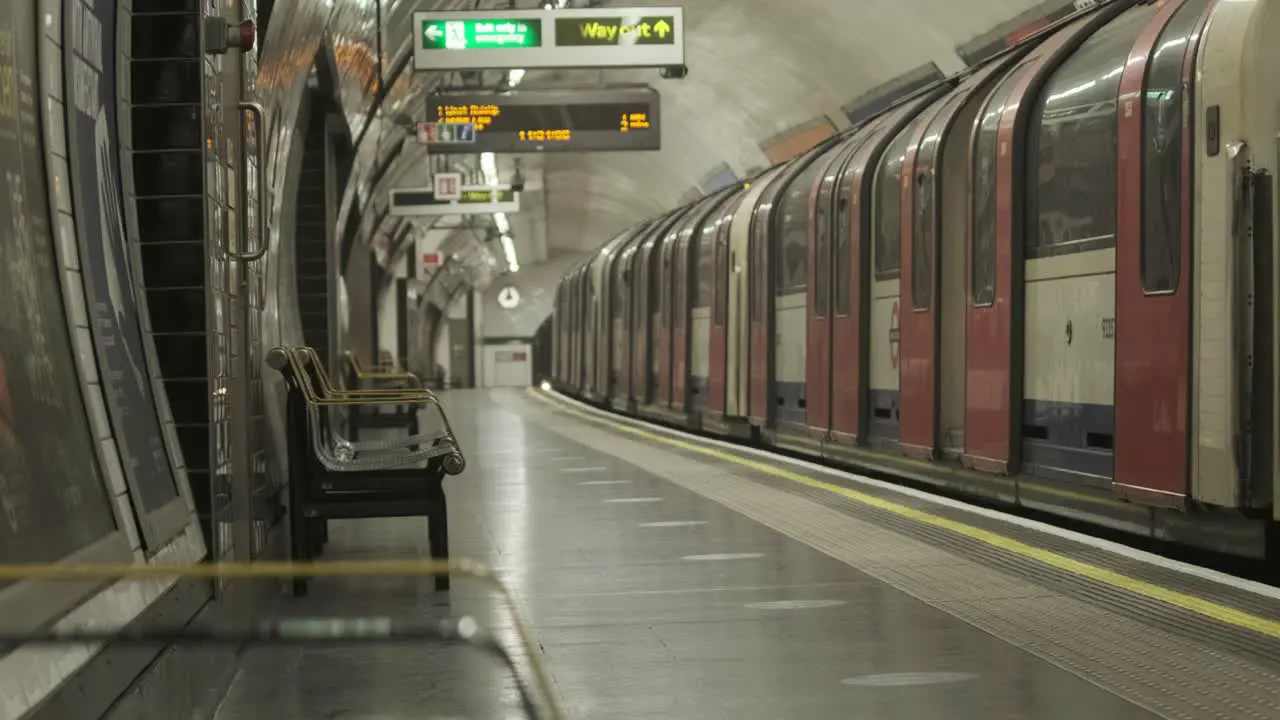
[212,389,1159,720]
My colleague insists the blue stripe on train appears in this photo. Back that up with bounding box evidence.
[1022,399,1114,483]
[776,380,806,426]
[721,379,1114,483]
[867,388,899,444]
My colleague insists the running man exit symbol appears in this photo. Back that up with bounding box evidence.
[445,21,466,48]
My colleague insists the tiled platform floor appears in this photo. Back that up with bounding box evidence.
[213,390,1163,720]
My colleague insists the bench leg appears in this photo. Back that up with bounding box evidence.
[291,513,311,598]
[288,468,310,597]
[427,482,449,592]
[309,518,326,558]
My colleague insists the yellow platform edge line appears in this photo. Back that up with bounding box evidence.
[528,389,1280,639]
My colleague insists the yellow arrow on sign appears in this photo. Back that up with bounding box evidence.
[654,19,671,38]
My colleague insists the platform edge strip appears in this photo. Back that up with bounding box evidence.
[527,388,1280,640]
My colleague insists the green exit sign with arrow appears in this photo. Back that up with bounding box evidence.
[413,7,685,71]
[420,19,543,50]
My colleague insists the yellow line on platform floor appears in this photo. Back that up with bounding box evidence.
[529,389,1280,639]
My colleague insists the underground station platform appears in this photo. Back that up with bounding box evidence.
[205,388,1280,720]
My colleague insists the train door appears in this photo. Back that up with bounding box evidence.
[829,126,883,446]
[655,224,679,406]
[692,211,720,411]
[608,250,624,402]
[899,69,1004,459]
[620,245,638,404]
[648,222,673,403]
[969,11,1107,475]
[935,82,994,458]
[552,285,561,383]
[708,199,738,414]
[776,148,842,434]
[806,146,855,436]
[567,272,577,388]
[727,171,780,417]
[589,254,606,399]
[597,248,616,401]
[633,224,662,404]
[672,227,692,409]
[898,95,954,459]
[868,123,918,447]
[584,263,598,397]
[1114,0,1210,504]
[595,230,634,401]
[613,237,642,406]
[576,268,589,390]
[633,237,652,403]
[627,225,652,402]
[748,189,777,426]
[565,276,574,387]
[967,64,1035,473]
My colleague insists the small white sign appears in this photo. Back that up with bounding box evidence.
[434,172,462,201]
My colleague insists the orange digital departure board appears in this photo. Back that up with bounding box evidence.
[424,86,660,153]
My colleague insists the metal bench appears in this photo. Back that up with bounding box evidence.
[268,345,466,596]
[341,351,422,440]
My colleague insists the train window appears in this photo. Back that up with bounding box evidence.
[663,232,679,330]
[776,154,831,294]
[674,232,688,330]
[813,179,832,317]
[1142,0,1208,293]
[612,252,627,319]
[873,123,915,281]
[834,163,857,316]
[713,216,730,324]
[1026,6,1157,258]
[696,215,716,308]
[812,148,846,316]
[972,62,1030,306]
[751,201,771,320]
[646,234,662,326]
[912,97,961,310]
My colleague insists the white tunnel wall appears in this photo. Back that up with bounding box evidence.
[376,253,408,361]
[326,0,1075,372]
[481,252,587,339]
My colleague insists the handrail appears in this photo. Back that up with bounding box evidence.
[0,559,563,720]
[267,346,465,473]
[344,351,419,383]
[236,102,270,262]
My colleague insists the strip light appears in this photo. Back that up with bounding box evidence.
[501,234,520,273]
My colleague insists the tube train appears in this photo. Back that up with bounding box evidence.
[549,0,1280,560]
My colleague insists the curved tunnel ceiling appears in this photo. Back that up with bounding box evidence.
[325,0,1067,282]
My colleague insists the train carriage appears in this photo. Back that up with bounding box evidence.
[553,0,1280,560]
